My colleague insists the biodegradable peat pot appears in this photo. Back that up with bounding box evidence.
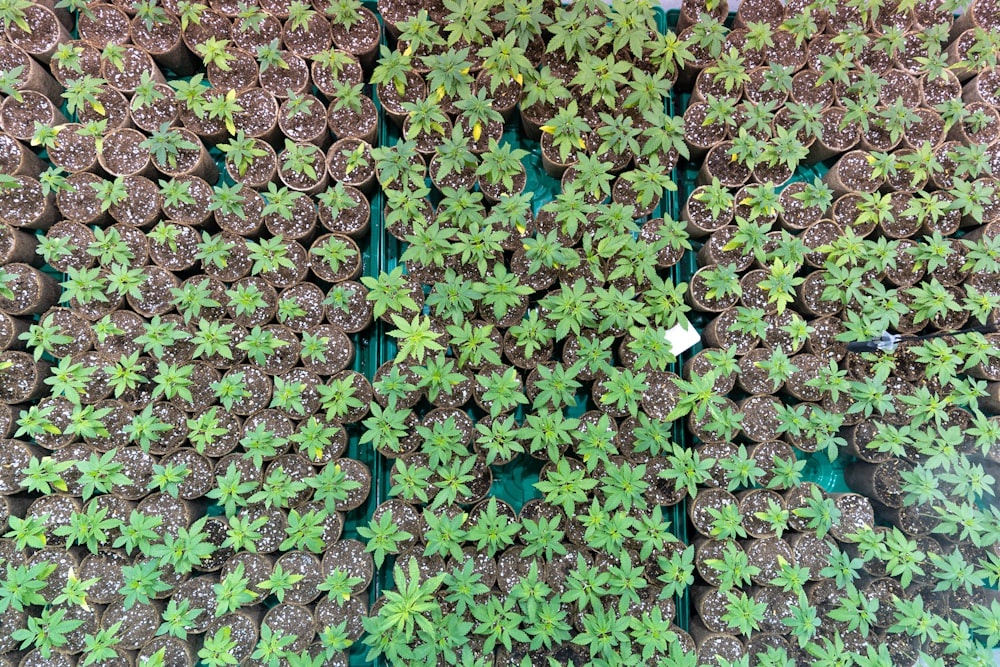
[689,619,746,667]
[76,86,133,131]
[0,439,35,495]
[829,493,876,542]
[260,50,311,99]
[327,137,376,194]
[232,87,280,144]
[232,8,282,49]
[0,43,62,103]
[950,0,1000,39]
[694,537,739,588]
[0,263,60,315]
[100,44,166,96]
[263,197,317,242]
[539,130,585,178]
[948,100,1000,146]
[375,70,426,128]
[76,2,131,44]
[129,83,181,134]
[0,132,45,178]
[963,67,1000,106]
[126,265,181,318]
[700,309,758,356]
[691,68,741,105]
[0,311,30,353]
[744,536,795,587]
[479,166,528,205]
[318,185,371,239]
[683,102,729,161]
[279,92,330,146]
[309,233,363,283]
[36,216,98,268]
[738,488,785,538]
[44,123,98,174]
[100,598,161,651]
[326,90,379,145]
[777,181,827,230]
[152,127,219,182]
[697,141,751,188]
[0,222,39,266]
[0,352,51,404]
[205,46,259,93]
[822,150,884,195]
[109,175,163,228]
[161,175,214,226]
[845,459,913,510]
[476,70,521,121]
[805,107,859,163]
[329,5,381,68]
[311,50,363,98]
[278,144,329,195]
[682,185,733,237]
[979,381,1000,414]
[131,11,194,75]
[49,37,100,84]
[36,308,94,358]
[0,174,56,229]
[17,651,77,667]
[214,186,265,238]
[6,4,70,63]
[689,487,739,538]
[98,128,155,178]
[520,99,558,141]
[282,10,332,58]
[261,605,315,654]
[226,137,278,190]
[739,395,782,443]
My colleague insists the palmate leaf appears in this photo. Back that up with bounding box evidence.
[388,314,444,364]
[0,561,53,613]
[358,509,412,568]
[376,558,445,640]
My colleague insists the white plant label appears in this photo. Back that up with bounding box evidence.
[663,321,701,356]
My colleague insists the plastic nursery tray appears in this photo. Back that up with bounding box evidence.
[370,4,693,638]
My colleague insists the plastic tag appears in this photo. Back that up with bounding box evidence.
[663,321,701,356]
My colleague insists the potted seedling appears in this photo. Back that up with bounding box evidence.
[475,139,529,204]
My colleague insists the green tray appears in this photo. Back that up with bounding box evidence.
[371,3,692,639]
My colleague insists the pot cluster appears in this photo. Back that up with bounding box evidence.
[0,0,388,665]
[357,0,707,664]
[675,0,1000,664]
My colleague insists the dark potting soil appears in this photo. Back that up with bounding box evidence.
[792,533,833,581]
[694,538,735,587]
[690,487,738,537]
[330,8,380,55]
[697,635,744,667]
[831,494,875,541]
[323,538,376,593]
